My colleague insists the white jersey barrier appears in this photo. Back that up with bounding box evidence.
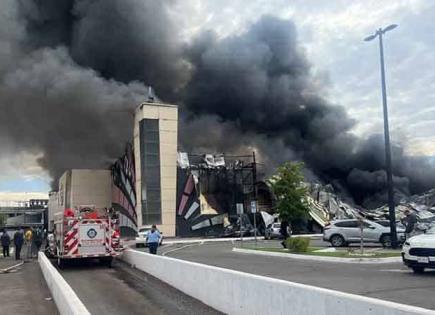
[122,249,435,315]
[38,252,91,315]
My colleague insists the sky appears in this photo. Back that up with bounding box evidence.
[1,0,435,195]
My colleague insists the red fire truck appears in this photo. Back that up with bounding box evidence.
[48,206,122,267]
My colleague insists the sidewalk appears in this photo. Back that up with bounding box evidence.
[0,247,58,314]
[232,247,402,264]
[124,234,323,247]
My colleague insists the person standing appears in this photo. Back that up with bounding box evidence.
[146,225,161,255]
[280,219,290,248]
[24,228,33,259]
[403,209,417,240]
[13,228,24,260]
[1,229,11,258]
[33,228,43,257]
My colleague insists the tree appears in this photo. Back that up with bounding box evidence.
[268,162,310,224]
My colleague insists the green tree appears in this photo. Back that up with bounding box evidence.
[268,162,310,224]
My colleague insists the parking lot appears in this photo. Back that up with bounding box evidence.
[143,239,435,310]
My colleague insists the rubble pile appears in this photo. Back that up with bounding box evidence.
[306,183,360,227]
[366,189,435,231]
[305,183,435,231]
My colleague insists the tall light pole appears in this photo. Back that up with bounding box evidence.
[364,24,398,248]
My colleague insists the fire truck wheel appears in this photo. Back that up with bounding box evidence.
[57,258,64,269]
[100,257,113,268]
[45,248,53,258]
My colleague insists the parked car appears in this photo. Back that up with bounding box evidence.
[222,223,255,237]
[374,220,405,230]
[402,226,435,273]
[323,219,405,247]
[264,222,292,240]
[135,227,162,248]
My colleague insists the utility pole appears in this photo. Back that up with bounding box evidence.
[252,152,258,246]
[364,24,398,248]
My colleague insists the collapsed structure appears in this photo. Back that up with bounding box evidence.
[307,183,435,232]
[176,152,273,237]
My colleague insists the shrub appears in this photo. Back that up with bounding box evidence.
[286,237,310,253]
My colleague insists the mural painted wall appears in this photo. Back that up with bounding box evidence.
[111,144,137,237]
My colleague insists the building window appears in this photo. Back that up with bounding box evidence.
[139,119,162,225]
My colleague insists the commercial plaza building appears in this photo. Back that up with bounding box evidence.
[133,102,178,236]
[48,101,179,237]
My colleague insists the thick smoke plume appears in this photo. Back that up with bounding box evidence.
[1,0,434,207]
[182,17,435,207]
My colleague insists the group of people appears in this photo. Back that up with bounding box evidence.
[0,227,44,260]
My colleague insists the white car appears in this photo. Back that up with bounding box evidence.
[402,226,435,273]
[135,227,151,248]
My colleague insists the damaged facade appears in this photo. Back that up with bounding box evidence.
[176,152,273,237]
[46,98,435,238]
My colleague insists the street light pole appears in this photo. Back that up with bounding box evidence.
[364,24,398,248]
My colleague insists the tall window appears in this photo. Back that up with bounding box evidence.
[139,119,162,225]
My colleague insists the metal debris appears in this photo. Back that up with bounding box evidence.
[0,261,24,274]
[306,183,435,231]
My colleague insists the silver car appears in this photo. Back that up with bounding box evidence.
[323,219,405,247]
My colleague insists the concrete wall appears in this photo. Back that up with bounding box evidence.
[38,252,90,315]
[134,102,178,236]
[122,249,435,315]
[58,169,112,210]
[48,192,59,231]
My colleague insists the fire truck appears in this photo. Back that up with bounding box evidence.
[47,206,122,267]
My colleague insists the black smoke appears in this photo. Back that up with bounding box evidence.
[1,1,434,206]
[182,16,435,207]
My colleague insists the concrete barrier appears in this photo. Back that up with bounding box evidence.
[38,252,90,315]
[122,249,435,315]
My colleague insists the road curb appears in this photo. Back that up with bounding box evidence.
[38,252,91,315]
[232,247,402,264]
[126,234,323,247]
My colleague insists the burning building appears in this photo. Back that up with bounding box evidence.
[176,152,273,237]
[2,2,435,222]
[48,100,178,237]
[133,101,178,236]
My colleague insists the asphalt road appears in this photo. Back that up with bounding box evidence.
[153,240,435,311]
[58,258,222,315]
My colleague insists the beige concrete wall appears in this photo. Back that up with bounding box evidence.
[134,102,178,236]
[58,171,69,209]
[70,169,112,209]
[48,192,59,231]
[58,169,112,211]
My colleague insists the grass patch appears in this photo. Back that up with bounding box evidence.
[246,247,401,258]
